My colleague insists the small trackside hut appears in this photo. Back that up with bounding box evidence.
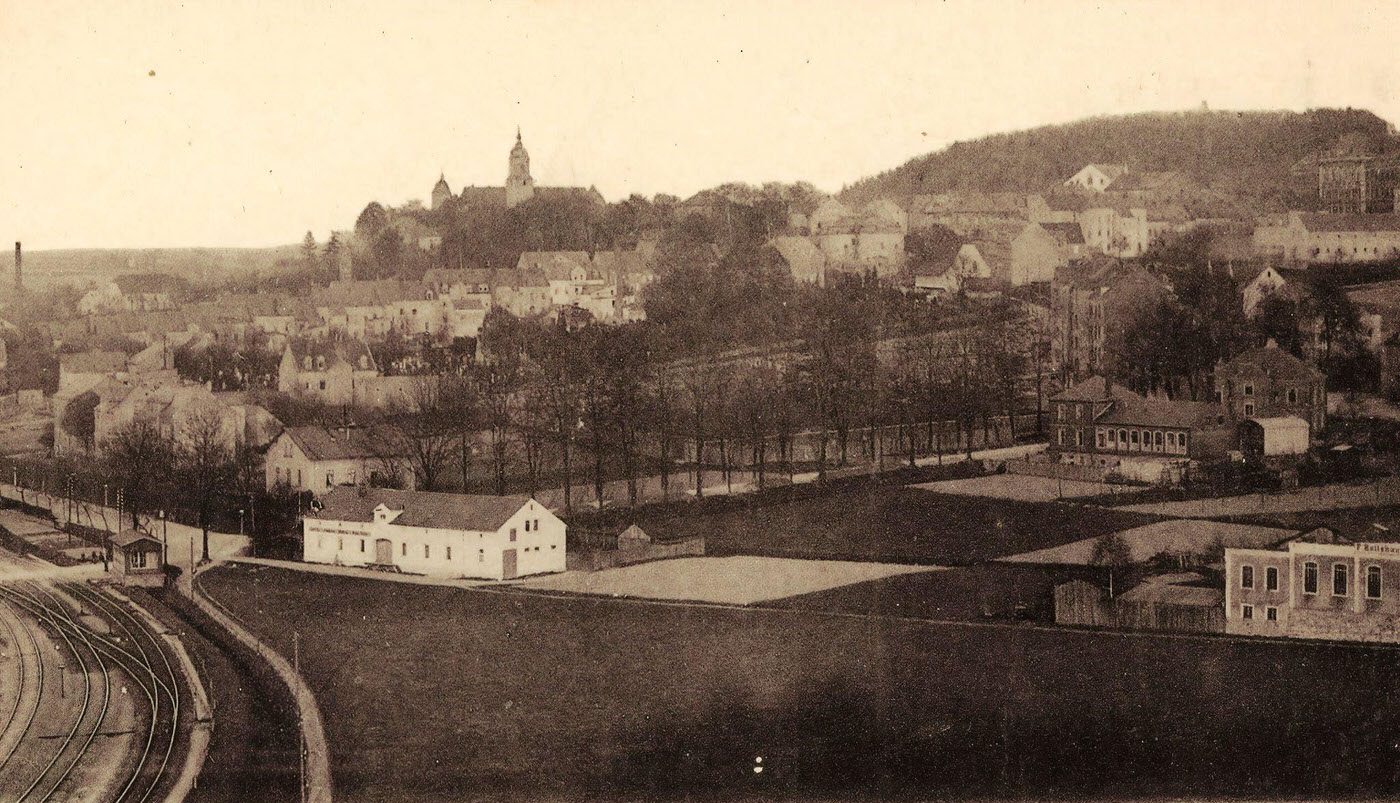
[302,486,566,580]
[112,529,165,588]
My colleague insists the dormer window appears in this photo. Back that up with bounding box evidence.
[303,356,312,370]
[317,355,326,370]
[1243,383,1254,397]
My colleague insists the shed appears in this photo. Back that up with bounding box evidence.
[1240,416,1310,459]
[111,530,164,588]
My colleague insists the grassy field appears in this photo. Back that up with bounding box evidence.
[203,563,1400,801]
[637,486,1162,565]
[765,563,1101,622]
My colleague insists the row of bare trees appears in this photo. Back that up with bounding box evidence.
[391,302,1041,513]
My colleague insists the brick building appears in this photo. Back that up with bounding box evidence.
[1214,340,1326,438]
[1226,526,1400,643]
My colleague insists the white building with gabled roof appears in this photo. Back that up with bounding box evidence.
[302,486,565,580]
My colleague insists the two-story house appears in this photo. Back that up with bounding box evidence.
[277,338,380,406]
[1214,340,1326,438]
[1050,375,1233,483]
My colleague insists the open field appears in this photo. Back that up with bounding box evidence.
[637,486,1162,565]
[1002,519,1295,565]
[516,556,938,605]
[1120,477,1400,518]
[204,563,1400,801]
[767,563,1100,622]
[911,472,1123,502]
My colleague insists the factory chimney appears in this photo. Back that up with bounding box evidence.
[13,242,20,290]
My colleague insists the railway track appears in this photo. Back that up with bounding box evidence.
[0,579,186,802]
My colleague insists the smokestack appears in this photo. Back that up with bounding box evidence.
[13,242,20,290]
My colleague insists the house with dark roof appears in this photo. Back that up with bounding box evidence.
[1214,340,1326,437]
[264,423,415,495]
[278,337,380,406]
[1050,375,1232,483]
[302,486,564,580]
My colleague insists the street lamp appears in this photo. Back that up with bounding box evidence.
[239,509,245,536]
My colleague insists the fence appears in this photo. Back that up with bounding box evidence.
[1006,458,1114,484]
[1054,581,1225,634]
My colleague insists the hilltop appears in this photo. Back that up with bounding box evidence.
[0,245,302,290]
[839,108,1396,212]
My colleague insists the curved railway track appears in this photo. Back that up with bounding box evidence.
[0,580,185,802]
[0,598,42,776]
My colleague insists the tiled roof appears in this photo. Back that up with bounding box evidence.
[287,337,376,373]
[1220,342,1323,382]
[112,529,162,549]
[1051,376,1139,403]
[284,424,412,462]
[1099,396,1225,429]
[517,251,592,280]
[1039,221,1085,245]
[308,485,533,532]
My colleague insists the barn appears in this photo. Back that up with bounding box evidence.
[302,487,565,580]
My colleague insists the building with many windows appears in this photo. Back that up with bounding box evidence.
[303,486,565,580]
[1214,340,1326,438]
[265,424,416,494]
[1049,375,1233,483]
[1226,526,1400,643]
[1318,154,1400,214]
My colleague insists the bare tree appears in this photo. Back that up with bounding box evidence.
[179,405,234,563]
[399,374,458,491]
[103,419,175,532]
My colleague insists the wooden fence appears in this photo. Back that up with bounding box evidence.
[1054,581,1224,634]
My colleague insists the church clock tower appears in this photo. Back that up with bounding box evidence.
[505,127,535,208]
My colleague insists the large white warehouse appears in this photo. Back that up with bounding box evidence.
[303,486,565,580]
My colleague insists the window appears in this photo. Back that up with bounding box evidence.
[1097,430,1106,448]
[1118,429,1127,445]
[509,528,517,542]
[1287,388,1297,404]
[1244,402,1255,417]
[447,546,452,560]
[1165,432,1175,448]
[1333,563,1349,596]
[284,441,293,458]
[1057,429,1064,446]
[359,539,365,552]
[1130,430,1139,446]
[1242,604,1253,620]
[1244,384,1254,397]
[348,470,356,484]
[1266,607,1278,621]
[1154,431,1163,448]
[1266,566,1279,591]
[1075,430,1083,447]
[424,545,430,558]
[534,519,540,530]
[319,380,327,391]
[1241,565,1254,589]
[1368,565,1382,599]
[402,543,407,556]
[1057,404,1065,421]
[478,549,484,562]
[337,537,343,551]
[525,520,531,533]
[131,550,147,569]
[1304,562,1318,594]
[326,471,334,488]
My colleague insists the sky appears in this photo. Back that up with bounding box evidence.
[2,0,1399,249]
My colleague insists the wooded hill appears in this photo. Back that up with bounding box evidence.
[839,108,1396,212]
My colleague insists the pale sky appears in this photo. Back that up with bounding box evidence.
[3,0,1399,249]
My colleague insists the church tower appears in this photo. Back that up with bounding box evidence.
[431,173,452,210]
[505,128,535,208]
